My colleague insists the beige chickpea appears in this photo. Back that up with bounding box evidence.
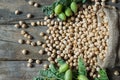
[18,39,24,44]
[15,10,21,15]
[34,3,40,7]
[36,60,41,64]
[43,64,48,70]
[39,32,45,36]
[31,42,36,46]
[36,41,42,46]
[19,21,24,25]
[22,49,28,55]
[36,21,41,26]
[27,13,33,18]
[21,23,28,28]
[27,35,33,39]
[14,24,21,28]
[39,50,44,55]
[28,58,33,63]
[114,71,119,76]
[24,33,29,38]
[27,63,33,68]
[26,40,31,45]
[28,1,34,6]
[31,22,36,26]
[21,30,26,35]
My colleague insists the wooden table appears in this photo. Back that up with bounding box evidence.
[0,0,120,80]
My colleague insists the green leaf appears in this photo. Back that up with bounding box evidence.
[38,64,64,80]
[57,58,65,65]
[73,0,82,3]
[39,69,57,79]
[42,1,58,16]
[97,69,109,80]
[82,0,86,3]
[33,77,44,80]
[58,0,72,7]
[49,64,58,74]
[94,78,99,80]
[42,6,53,16]
[78,58,87,76]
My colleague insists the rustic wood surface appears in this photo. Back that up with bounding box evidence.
[0,0,120,80]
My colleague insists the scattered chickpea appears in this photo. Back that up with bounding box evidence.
[39,50,44,55]
[49,14,54,18]
[36,41,42,46]
[114,71,119,76]
[28,58,33,63]
[28,1,34,6]
[27,35,33,39]
[14,24,21,28]
[41,21,44,26]
[31,22,36,26]
[43,21,47,26]
[36,21,41,26]
[44,35,48,40]
[24,33,29,38]
[39,32,45,36]
[43,64,48,70]
[36,60,41,64]
[42,44,47,48]
[21,23,28,28]
[20,30,26,35]
[15,10,22,15]
[31,42,36,46]
[22,49,28,55]
[26,40,31,45]
[112,0,116,3]
[27,63,33,68]
[27,13,33,18]
[34,3,40,7]
[44,16,48,20]
[19,21,24,26]
[18,39,24,44]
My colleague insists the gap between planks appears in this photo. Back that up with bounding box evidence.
[0,58,47,61]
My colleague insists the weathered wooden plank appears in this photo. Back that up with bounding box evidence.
[0,0,55,23]
[0,24,48,60]
[0,40,48,60]
[0,0,120,24]
[0,25,47,42]
[0,61,49,80]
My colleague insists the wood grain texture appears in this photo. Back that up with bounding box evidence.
[0,61,49,80]
[0,24,48,60]
[0,0,53,80]
[0,0,54,24]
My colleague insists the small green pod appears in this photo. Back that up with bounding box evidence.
[65,7,73,17]
[64,69,72,80]
[59,63,69,73]
[78,75,89,80]
[58,12,66,21]
[54,4,63,15]
[70,2,78,13]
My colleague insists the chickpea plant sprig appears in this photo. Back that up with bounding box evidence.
[42,0,87,20]
[33,58,109,80]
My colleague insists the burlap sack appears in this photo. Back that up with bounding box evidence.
[97,7,120,69]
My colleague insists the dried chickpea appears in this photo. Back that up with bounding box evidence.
[22,49,28,55]
[36,60,41,64]
[28,58,33,63]
[14,24,21,28]
[18,39,24,44]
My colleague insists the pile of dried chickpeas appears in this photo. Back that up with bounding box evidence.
[14,0,118,78]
